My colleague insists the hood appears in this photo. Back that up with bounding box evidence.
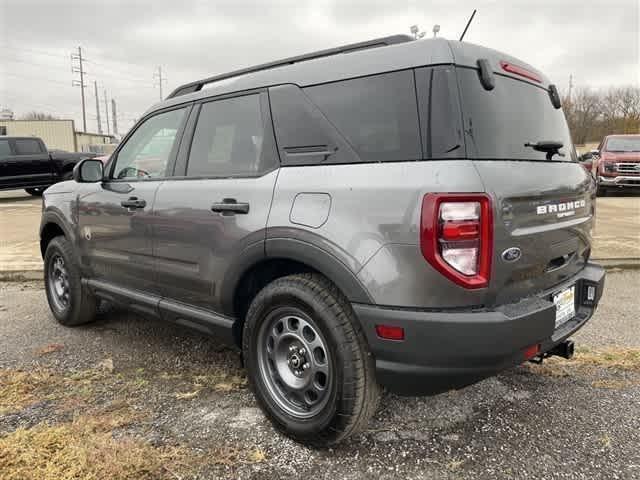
[44,181,76,195]
[601,152,640,162]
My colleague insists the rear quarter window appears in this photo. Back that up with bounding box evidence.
[302,71,422,163]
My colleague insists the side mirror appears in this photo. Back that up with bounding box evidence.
[590,149,600,157]
[73,158,104,183]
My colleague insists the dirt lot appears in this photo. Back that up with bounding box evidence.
[1,270,639,479]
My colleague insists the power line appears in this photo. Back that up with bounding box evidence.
[71,46,87,132]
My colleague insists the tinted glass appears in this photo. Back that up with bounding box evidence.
[113,108,186,179]
[605,137,640,152]
[0,140,10,159]
[187,94,268,176]
[458,68,576,161]
[304,71,422,162]
[14,139,43,155]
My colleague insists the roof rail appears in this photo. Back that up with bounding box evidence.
[166,34,414,99]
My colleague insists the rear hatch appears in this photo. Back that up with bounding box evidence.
[454,56,594,306]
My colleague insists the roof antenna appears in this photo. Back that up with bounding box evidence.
[459,9,477,41]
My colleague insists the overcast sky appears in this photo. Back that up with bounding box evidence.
[0,0,638,135]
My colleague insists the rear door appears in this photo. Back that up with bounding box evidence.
[152,91,279,315]
[455,66,593,305]
[3,138,52,189]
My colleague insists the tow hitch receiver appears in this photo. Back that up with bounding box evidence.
[550,340,575,359]
[529,340,575,364]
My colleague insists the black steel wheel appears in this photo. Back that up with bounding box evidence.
[242,273,380,447]
[44,236,97,326]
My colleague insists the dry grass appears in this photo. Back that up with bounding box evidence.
[0,410,188,480]
[0,366,262,478]
[573,347,640,371]
[527,347,640,379]
[0,369,63,415]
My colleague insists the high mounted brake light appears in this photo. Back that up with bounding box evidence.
[500,60,542,83]
[420,194,493,289]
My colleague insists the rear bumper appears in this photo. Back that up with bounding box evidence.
[353,262,605,396]
[599,175,640,188]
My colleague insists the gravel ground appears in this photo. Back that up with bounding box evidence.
[1,271,639,479]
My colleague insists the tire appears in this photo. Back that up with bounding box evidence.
[242,273,380,447]
[44,236,97,326]
[25,188,44,196]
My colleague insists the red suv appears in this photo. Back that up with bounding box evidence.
[595,134,640,196]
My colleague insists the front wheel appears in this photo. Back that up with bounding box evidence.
[44,236,97,326]
[242,273,380,447]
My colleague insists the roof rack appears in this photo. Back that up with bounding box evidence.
[166,34,414,99]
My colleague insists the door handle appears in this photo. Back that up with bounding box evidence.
[211,198,250,215]
[121,197,147,209]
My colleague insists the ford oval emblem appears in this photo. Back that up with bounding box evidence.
[502,247,522,262]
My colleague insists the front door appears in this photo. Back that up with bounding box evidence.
[77,106,190,293]
[152,92,279,314]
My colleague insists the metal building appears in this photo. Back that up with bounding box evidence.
[0,119,115,153]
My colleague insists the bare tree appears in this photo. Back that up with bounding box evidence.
[565,87,601,144]
[20,111,59,121]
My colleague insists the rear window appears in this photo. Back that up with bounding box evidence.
[303,71,422,162]
[605,137,640,152]
[14,139,44,155]
[458,68,576,161]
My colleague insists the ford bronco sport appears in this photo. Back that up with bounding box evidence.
[40,35,605,446]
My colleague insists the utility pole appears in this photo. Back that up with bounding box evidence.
[103,90,110,135]
[111,98,118,136]
[153,66,166,101]
[71,46,87,132]
[568,74,574,102]
[93,81,102,134]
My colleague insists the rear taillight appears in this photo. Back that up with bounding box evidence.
[420,194,493,289]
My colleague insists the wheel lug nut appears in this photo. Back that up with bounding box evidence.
[303,363,310,370]
[289,345,297,352]
[298,348,306,356]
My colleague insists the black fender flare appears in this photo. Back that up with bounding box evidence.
[219,234,372,317]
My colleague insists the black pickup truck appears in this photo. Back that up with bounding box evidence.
[0,136,97,195]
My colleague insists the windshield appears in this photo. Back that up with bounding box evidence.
[605,137,640,152]
[458,68,576,162]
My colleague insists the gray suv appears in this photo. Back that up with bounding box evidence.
[40,35,605,446]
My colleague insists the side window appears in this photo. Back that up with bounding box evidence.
[186,94,273,177]
[14,139,43,155]
[303,71,422,162]
[112,107,187,180]
[0,140,11,159]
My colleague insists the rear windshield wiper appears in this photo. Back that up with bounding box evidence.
[524,140,565,160]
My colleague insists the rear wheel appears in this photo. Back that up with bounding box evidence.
[44,236,97,326]
[242,273,379,446]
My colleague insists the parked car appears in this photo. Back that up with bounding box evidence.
[593,134,640,195]
[39,35,605,446]
[0,136,96,195]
